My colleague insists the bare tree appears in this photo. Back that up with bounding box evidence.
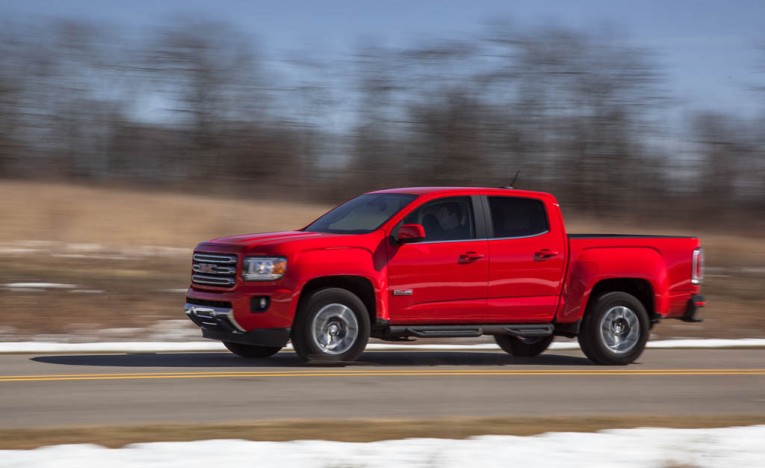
[484,25,663,214]
[0,28,22,176]
[145,19,271,180]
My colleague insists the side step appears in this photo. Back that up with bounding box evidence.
[500,324,555,337]
[393,326,483,338]
[385,324,554,339]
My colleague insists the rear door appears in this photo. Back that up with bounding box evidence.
[484,195,566,322]
[386,196,488,324]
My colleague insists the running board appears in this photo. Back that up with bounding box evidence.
[385,324,554,339]
[500,324,555,337]
[397,326,483,338]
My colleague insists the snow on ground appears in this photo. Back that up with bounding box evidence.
[2,426,764,468]
[1,339,765,354]
[2,282,78,289]
[0,240,191,259]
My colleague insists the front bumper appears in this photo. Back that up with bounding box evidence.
[185,302,245,333]
[185,302,291,347]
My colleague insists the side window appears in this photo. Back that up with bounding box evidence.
[488,197,548,238]
[402,197,475,242]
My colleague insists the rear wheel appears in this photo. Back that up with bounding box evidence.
[223,341,282,359]
[291,288,370,363]
[578,292,649,365]
[495,335,554,357]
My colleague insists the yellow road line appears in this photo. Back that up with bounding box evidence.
[1,368,764,382]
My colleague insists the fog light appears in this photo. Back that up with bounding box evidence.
[250,296,270,312]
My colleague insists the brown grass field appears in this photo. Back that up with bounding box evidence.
[0,180,763,339]
[1,415,764,449]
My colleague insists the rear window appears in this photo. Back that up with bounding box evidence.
[488,197,548,238]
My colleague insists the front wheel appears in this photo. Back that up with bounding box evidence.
[223,341,282,359]
[578,292,650,365]
[291,288,370,363]
[495,335,554,357]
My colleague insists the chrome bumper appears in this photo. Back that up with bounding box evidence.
[184,303,245,333]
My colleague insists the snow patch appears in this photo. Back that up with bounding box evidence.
[14,240,55,247]
[64,243,104,253]
[0,338,764,354]
[741,267,765,275]
[1,426,764,467]
[646,338,765,348]
[0,247,39,255]
[3,282,78,289]
[51,253,131,260]
[0,240,191,259]
[0,341,225,353]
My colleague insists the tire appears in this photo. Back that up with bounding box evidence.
[578,292,650,365]
[291,288,371,363]
[223,341,282,359]
[495,335,554,357]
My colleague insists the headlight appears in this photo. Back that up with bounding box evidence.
[242,257,287,281]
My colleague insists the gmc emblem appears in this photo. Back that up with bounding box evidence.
[197,263,217,274]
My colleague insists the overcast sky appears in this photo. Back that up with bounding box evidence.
[2,0,764,119]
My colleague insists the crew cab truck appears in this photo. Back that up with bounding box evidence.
[185,187,705,365]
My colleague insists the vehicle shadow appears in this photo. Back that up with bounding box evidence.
[32,350,594,368]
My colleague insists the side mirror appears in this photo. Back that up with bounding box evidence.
[396,224,426,244]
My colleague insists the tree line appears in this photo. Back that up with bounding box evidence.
[0,18,763,227]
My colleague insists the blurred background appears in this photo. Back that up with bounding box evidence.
[0,0,764,341]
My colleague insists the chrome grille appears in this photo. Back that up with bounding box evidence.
[191,252,238,287]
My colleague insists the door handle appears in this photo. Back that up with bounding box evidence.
[534,249,559,260]
[459,251,485,263]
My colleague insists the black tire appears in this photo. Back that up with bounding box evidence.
[291,288,371,363]
[578,291,650,365]
[495,335,554,357]
[223,341,282,359]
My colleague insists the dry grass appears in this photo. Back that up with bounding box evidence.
[0,180,330,248]
[565,218,765,268]
[1,415,763,449]
[1,180,763,263]
[0,181,763,338]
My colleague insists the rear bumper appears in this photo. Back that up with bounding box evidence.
[681,294,706,323]
[185,302,291,347]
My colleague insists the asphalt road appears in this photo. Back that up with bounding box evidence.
[1,348,764,428]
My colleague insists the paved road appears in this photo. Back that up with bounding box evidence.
[1,348,764,428]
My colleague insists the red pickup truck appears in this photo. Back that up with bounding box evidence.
[185,187,704,365]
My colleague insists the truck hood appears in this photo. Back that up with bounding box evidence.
[207,231,326,246]
[196,230,367,254]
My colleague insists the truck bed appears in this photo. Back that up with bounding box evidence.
[564,234,701,320]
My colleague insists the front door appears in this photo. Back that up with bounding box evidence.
[386,196,488,324]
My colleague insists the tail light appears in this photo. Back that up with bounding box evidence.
[692,248,704,285]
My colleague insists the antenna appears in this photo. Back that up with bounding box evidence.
[510,170,520,188]
[500,170,521,189]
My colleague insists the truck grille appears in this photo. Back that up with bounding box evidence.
[191,252,238,287]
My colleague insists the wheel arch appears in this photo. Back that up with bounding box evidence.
[585,278,657,322]
[297,275,377,326]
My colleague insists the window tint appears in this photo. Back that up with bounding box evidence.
[488,197,548,238]
[306,194,416,234]
[402,197,475,242]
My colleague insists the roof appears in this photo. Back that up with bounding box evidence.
[369,186,556,200]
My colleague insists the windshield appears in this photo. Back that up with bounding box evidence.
[305,193,417,234]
